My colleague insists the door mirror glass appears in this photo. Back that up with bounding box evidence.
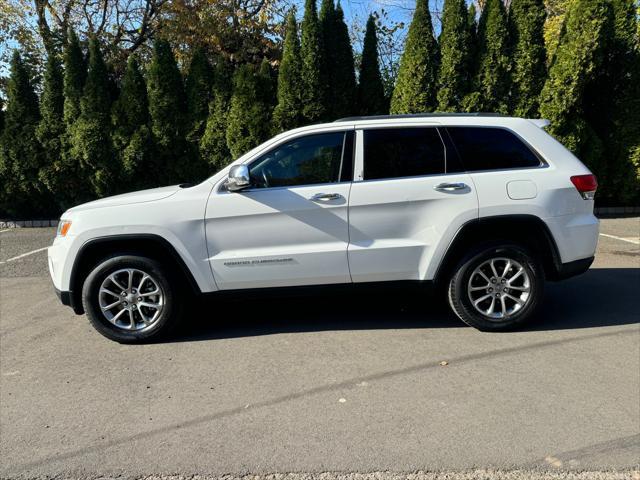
[227,165,251,191]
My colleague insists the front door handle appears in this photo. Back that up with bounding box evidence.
[434,182,468,192]
[310,193,343,201]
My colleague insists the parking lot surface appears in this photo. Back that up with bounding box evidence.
[0,218,638,479]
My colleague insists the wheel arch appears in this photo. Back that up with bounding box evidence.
[69,234,202,314]
[433,214,563,286]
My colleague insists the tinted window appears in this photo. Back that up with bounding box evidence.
[447,127,541,171]
[363,128,445,180]
[249,132,348,188]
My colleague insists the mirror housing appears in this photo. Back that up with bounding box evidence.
[227,165,251,192]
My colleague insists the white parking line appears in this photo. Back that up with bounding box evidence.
[0,247,49,265]
[0,229,12,233]
[599,233,640,245]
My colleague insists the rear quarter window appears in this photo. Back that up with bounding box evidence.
[447,127,542,171]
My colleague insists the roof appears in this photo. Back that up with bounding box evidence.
[333,113,507,122]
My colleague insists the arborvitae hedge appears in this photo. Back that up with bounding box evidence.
[0,52,47,217]
[70,37,114,197]
[300,0,328,122]
[147,39,190,184]
[226,64,272,159]
[467,0,511,113]
[357,15,387,115]
[273,10,305,132]
[509,0,547,117]
[437,0,471,112]
[390,0,439,113]
[200,59,234,173]
[111,56,154,191]
[37,51,67,208]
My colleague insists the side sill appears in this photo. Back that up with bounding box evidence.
[54,287,84,314]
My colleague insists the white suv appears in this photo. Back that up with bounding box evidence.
[48,114,599,342]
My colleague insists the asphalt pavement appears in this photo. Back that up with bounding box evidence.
[0,218,638,479]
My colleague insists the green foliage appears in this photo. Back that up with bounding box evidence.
[200,59,234,173]
[509,0,547,117]
[112,56,154,191]
[36,52,70,209]
[273,10,305,132]
[321,0,356,119]
[147,39,190,184]
[63,30,86,126]
[466,0,511,113]
[185,47,214,146]
[437,0,471,111]
[0,51,49,218]
[300,0,328,122]
[357,15,387,115]
[539,0,612,177]
[226,64,272,159]
[70,37,115,197]
[390,0,439,113]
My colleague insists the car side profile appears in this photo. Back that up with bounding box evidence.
[48,114,599,342]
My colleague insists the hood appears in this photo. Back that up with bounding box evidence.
[67,185,181,213]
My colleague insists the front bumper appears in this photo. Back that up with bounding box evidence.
[53,286,83,314]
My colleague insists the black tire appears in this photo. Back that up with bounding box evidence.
[447,244,544,331]
[81,255,182,343]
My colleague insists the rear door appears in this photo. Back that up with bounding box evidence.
[347,125,478,282]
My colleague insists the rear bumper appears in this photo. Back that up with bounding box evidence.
[554,256,594,281]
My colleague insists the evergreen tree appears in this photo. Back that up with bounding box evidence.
[331,3,357,118]
[63,29,86,126]
[539,0,612,178]
[112,55,154,191]
[467,0,511,113]
[437,0,471,111]
[185,47,214,147]
[273,10,305,132]
[390,0,439,113]
[300,0,328,122]
[200,59,234,171]
[0,98,4,135]
[70,36,114,197]
[226,64,272,159]
[36,52,68,208]
[357,14,387,115]
[147,39,190,184]
[509,0,547,117]
[0,52,46,217]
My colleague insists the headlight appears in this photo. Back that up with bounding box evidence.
[57,220,72,237]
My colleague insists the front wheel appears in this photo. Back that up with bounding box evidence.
[82,255,182,343]
[447,245,544,331]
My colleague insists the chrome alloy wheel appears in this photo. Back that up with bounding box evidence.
[467,257,531,320]
[98,268,164,331]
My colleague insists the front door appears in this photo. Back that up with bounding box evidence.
[347,126,479,282]
[205,130,354,290]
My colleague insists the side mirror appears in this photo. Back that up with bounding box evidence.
[227,165,251,192]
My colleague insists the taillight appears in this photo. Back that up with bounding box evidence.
[570,174,598,200]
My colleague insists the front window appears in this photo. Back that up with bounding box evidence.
[249,132,352,189]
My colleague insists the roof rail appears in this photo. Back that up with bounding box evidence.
[333,112,508,122]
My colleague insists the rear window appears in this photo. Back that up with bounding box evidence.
[363,127,445,180]
[447,127,542,171]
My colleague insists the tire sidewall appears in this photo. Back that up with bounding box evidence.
[82,255,179,343]
[449,244,544,331]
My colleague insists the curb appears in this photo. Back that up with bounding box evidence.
[1,220,59,228]
[594,206,640,215]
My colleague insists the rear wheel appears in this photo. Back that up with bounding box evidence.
[447,244,544,331]
[82,255,182,343]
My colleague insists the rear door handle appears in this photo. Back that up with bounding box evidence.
[310,193,342,201]
[434,182,468,192]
